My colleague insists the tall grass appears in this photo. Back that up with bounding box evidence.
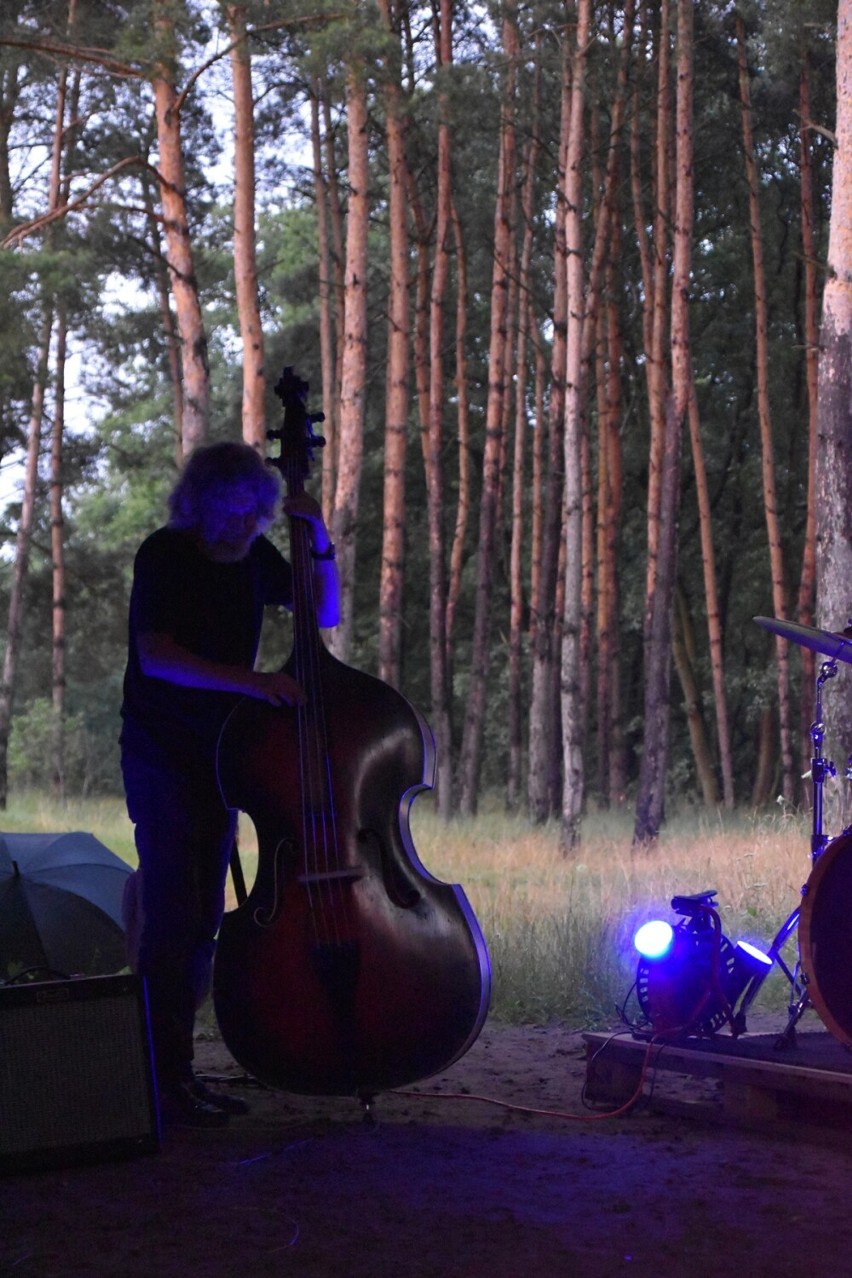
[1,793,137,864]
[5,791,814,1028]
[409,801,810,1026]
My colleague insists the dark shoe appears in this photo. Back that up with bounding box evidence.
[190,1076,250,1116]
[159,1080,230,1128]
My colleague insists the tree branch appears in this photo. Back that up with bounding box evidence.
[2,156,156,247]
[0,13,348,115]
[0,35,142,79]
[172,13,349,115]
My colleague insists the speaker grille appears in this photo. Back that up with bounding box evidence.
[0,975,159,1171]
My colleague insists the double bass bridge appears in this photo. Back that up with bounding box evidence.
[297,867,365,885]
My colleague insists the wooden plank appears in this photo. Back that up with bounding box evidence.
[583,1030,852,1131]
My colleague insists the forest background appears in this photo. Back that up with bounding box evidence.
[0,0,848,852]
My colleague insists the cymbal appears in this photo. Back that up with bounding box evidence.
[753,615,852,664]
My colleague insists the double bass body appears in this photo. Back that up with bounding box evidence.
[213,643,492,1097]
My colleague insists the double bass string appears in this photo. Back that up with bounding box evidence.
[288,471,349,952]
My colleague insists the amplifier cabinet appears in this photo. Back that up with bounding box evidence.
[0,974,160,1172]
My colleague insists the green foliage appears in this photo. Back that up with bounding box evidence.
[8,696,119,796]
[0,0,839,822]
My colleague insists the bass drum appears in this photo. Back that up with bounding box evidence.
[799,828,852,1047]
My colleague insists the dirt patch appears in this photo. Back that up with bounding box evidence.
[4,1016,852,1278]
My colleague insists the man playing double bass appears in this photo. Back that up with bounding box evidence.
[120,440,340,1127]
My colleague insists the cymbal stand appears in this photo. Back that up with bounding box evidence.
[736,659,839,1044]
[809,658,838,863]
[773,657,838,1048]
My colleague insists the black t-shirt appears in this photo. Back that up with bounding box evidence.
[120,527,292,764]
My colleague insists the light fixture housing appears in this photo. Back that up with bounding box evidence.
[633,891,770,1038]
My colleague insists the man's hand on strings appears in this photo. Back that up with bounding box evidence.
[248,670,306,707]
[282,493,333,556]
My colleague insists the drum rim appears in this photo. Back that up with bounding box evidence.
[799,828,852,1047]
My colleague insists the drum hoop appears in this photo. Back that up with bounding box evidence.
[799,828,852,1047]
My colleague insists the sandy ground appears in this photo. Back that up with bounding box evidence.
[4,1013,852,1278]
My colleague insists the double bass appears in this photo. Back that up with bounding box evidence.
[212,368,491,1098]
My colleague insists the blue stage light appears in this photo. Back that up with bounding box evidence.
[633,919,674,960]
[631,891,776,1038]
[734,940,773,970]
[722,939,775,1012]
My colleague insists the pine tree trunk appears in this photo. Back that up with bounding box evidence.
[602,266,627,807]
[0,60,20,227]
[329,67,369,663]
[687,378,734,808]
[629,1,653,360]
[634,0,692,843]
[50,49,80,802]
[322,88,346,407]
[421,0,455,815]
[560,0,592,851]
[628,0,666,833]
[587,0,633,809]
[0,312,50,808]
[602,278,631,802]
[310,80,338,525]
[595,283,615,804]
[529,308,546,622]
[797,45,819,778]
[528,36,569,825]
[751,707,777,808]
[634,394,683,842]
[446,198,471,655]
[407,178,431,468]
[49,54,81,803]
[377,0,410,692]
[0,25,72,807]
[227,3,265,450]
[643,0,672,637]
[672,586,719,806]
[736,12,794,803]
[141,168,183,463]
[51,303,67,802]
[508,66,541,811]
[815,0,852,832]
[152,0,209,454]
[458,3,518,817]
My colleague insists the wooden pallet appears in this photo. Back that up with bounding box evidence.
[583,1025,852,1130]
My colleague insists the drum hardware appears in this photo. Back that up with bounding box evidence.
[625,617,852,1048]
[808,657,838,863]
[737,653,843,1048]
[750,616,852,1049]
[684,642,847,1047]
[752,615,852,666]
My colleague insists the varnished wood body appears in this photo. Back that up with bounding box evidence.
[213,645,491,1096]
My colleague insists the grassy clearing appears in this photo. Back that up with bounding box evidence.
[408,800,810,1027]
[4,791,813,1029]
[1,793,138,864]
